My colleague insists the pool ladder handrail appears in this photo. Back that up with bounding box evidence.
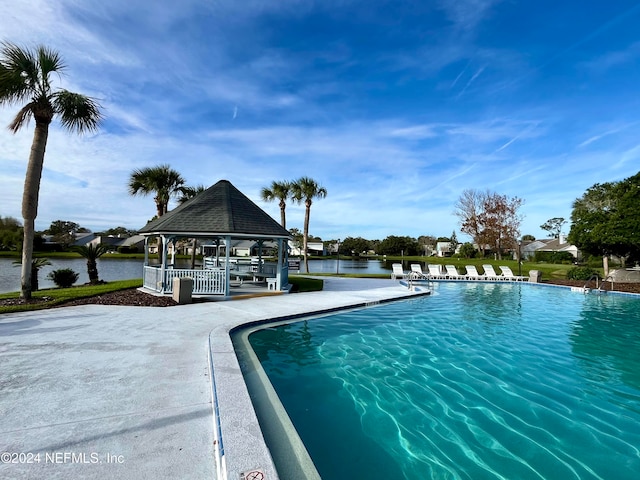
[583,273,600,290]
[406,271,433,291]
[582,273,615,292]
[598,274,615,292]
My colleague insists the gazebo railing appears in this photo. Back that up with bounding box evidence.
[143,261,288,296]
[143,265,163,292]
[143,266,226,295]
[166,268,226,295]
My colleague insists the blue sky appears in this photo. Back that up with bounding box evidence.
[1,0,640,242]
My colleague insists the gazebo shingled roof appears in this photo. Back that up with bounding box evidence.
[138,179,290,238]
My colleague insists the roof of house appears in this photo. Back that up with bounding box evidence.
[536,238,575,251]
[138,180,291,239]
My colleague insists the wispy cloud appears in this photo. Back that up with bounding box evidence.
[437,0,502,32]
[581,41,640,73]
[2,0,640,241]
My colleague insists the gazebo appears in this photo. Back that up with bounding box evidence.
[139,179,292,298]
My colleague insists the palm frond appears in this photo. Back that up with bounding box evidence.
[0,44,36,105]
[73,243,110,260]
[36,45,65,78]
[128,164,186,210]
[291,176,327,202]
[53,90,102,134]
[1,42,39,86]
[128,169,154,196]
[261,180,291,202]
[178,184,207,204]
[8,102,35,133]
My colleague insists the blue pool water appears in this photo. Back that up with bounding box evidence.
[247,283,640,479]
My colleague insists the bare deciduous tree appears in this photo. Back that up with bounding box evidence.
[454,189,524,259]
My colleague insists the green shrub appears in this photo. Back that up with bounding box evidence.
[47,268,79,288]
[534,251,575,264]
[458,242,477,259]
[566,266,599,281]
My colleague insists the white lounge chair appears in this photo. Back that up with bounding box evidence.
[409,264,429,280]
[499,266,528,281]
[427,264,446,279]
[482,264,505,281]
[465,265,485,280]
[445,265,465,280]
[391,263,408,280]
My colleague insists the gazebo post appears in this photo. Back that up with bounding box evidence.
[224,235,231,297]
[170,238,176,267]
[257,240,263,273]
[160,234,168,293]
[277,238,284,290]
[143,237,149,266]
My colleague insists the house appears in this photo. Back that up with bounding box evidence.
[436,241,460,257]
[72,232,96,246]
[520,235,580,260]
[289,241,326,256]
[521,240,547,259]
[80,234,146,253]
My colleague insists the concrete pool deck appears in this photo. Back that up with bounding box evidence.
[0,277,427,480]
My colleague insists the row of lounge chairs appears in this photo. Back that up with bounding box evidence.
[393,263,528,281]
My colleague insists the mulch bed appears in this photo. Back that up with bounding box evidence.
[59,289,181,307]
[0,289,179,309]
[2,280,640,310]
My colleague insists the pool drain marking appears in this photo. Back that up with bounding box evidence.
[240,468,265,480]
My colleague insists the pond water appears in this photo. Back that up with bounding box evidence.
[0,257,398,294]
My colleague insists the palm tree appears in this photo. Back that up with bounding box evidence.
[13,257,51,292]
[291,177,327,272]
[73,243,110,284]
[128,164,185,263]
[128,164,186,219]
[178,184,207,205]
[261,180,292,229]
[178,184,207,268]
[1,42,102,300]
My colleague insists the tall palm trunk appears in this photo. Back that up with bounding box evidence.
[87,258,99,284]
[20,121,50,299]
[279,199,287,229]
[303,200,311,272]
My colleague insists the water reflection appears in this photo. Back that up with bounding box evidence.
[570,296,640,391]
[249,321,318,374]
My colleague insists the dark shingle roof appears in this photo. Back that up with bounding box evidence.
[138,180,290,238]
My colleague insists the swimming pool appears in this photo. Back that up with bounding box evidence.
[240,283,640,479]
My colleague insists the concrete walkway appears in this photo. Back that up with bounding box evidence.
[0,277,426,479]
